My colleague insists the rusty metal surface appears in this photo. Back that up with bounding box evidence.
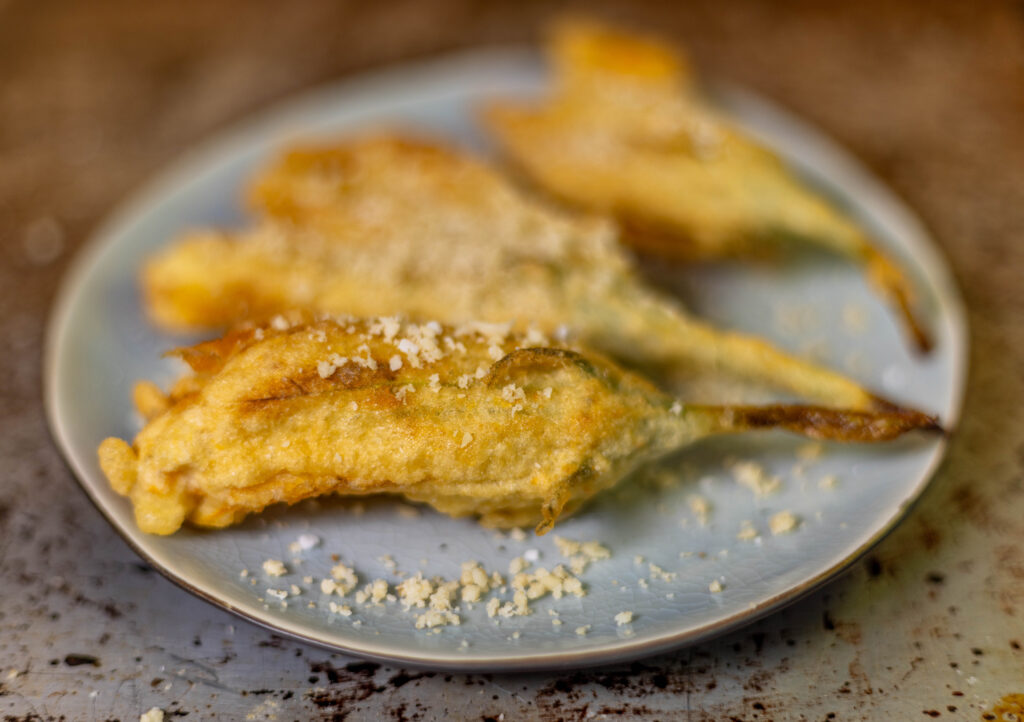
[1,1,1023,719]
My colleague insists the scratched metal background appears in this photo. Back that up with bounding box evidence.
[2,1,1023,720]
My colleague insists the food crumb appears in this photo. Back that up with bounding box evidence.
[688,494,712,526]
[576,625,591,636]
[731,461,781,496]
[329,562,359,594]
[261,559,287,577]
[709,579,724,593]
[140,708,164,722]
[615,611,634,626]
[819,474,839,490]
[486,598,501,618]
[328,602,353,616]
[648,563,677,582]
[355,578,389,605]
[397,573,434,609]
[415,610,460,629]
[769,510,801,535]
[288,533,320,554]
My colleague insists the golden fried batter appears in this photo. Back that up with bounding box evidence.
[98,316,939,535]
[144,135,894,412]
[482,17,932,352]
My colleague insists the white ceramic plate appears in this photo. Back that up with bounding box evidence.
[44,48,966,671]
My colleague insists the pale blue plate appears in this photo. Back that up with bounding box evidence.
[44,48,966,671]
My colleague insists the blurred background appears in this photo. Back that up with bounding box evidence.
[2,1,1023,719]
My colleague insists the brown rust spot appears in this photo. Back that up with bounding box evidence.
[835,621,863,646]
[995,545,1024,581]
[948,483,1008,532]
[917,518,943,551]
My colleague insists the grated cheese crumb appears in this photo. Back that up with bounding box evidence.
[509,556,529,575]
[732,461,781,496]
[575,625,591,636]
[329,563,358,595]
[355,578,389,605]
[262,559,287,577]
[140,708,164,722]
[389,355,403,371]
[396,573,434,610]
[769,511,800,535]
[415,610,460,629]
[648,563,677,582]
[429,581,459,613]
[328,602,353,616]
[615,611,634,626]
[486,598,501,618]
[709,580,724,593]
[461,584,483,603]
[688,495,712,526]
[317,360,336,379]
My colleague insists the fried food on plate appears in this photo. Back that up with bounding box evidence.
[482,17,932,352]
[98,315,940,535]
[145,135,896,412]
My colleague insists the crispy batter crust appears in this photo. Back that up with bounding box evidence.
[99,316,940,536]
[482,17,932,352]
[99,317,683,535]
[144,135,889,411]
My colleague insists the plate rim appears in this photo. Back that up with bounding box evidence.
[43,45,969,671]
